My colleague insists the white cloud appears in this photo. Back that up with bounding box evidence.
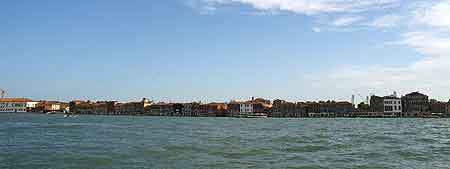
[314,31,450,99]
[369,15,402,28]
[202,0,402,15]
[199,0,407,28]
[394,32,450,56]
[332,16,364,27]
[414,1,450,29]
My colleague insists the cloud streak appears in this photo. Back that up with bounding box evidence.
[201,0,402,15]
[332,16,364,27]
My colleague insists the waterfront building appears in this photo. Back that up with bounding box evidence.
[92,101,117,115]
[69,100,95,114]
[295,102,308,117]
[369,93,402,117]
[197,104,210,117]
[446,101,450,118]
[227,98,271,117]
[401,92,430,117]
[182,102,201,117]
[272,99,296,117]
[204,102,228,117]
[115,98,152,115]
[369,95,384,112]
[253,98,271,106]
[252,99,271,115]
[304,102,320,117]
[227,101,241,117]
[430,99,446,117]
[239,102,253,114]
[32,101,63,113]
[383,95,402,117]
[315,101,355,117]
[0,98,39,113]
[70,100,118,115]
[173,103,183,116]
[147,103,174,116]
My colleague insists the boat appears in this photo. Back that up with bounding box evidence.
[64,114,78,118]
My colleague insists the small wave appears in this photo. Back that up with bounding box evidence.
[287,164,322,169]
[393,150,431,161]
[210,148,273,159]
[284,145,329,153]
[164,144,205,155]
[45,124,84,129]
[272,135,316,144]
[78,155,113,165]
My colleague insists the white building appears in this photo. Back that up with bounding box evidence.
[384,96,402,116]
[46,103,61,112]
[239,102,253,113]
[0,98,39,113]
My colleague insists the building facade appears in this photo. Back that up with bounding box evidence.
[446,101,450,118]
[402,92,430,117]
[383,96,402,117]
[370,95,384,112]
[70,100,117,115]
[182,102,201,117]
[32,101,63,113]
[204,103,228,117]
[227,101,241,117]
[227,98,271,117]
[311,101,355,117]
[272,99,297,117]
[0,98,38,113]
[304,102,320,117]
[69,100,94,114]
[147,103,174,116]
[115,98,152,115]
[369,93,402,117]
[239,102,253,113]
[430,99,447,117]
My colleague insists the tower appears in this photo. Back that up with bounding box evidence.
[0,88,5,98]
[351,95,355,107]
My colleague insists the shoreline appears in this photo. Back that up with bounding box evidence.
[1,112,446,119]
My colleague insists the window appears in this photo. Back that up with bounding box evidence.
[385,106,393,111]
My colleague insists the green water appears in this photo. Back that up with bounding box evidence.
[1,113,450,169]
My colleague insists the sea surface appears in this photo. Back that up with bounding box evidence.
[1,113,450,169]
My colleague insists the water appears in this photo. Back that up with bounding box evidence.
[1,113,450,169]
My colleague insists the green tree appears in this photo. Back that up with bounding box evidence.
[358,102,370,111]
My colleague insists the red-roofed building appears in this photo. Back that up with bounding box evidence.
[0,98,39,113]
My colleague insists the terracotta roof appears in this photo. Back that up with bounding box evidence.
[0,98,34,102]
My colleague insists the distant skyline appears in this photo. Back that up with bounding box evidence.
[1,0,450,102]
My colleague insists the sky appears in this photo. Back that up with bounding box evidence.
[1,0,450,103]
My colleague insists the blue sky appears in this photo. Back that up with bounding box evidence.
[1,0,450,102]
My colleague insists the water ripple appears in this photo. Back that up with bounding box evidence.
[2,114,450,169]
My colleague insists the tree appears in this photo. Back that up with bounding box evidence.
[358,102,370,111]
